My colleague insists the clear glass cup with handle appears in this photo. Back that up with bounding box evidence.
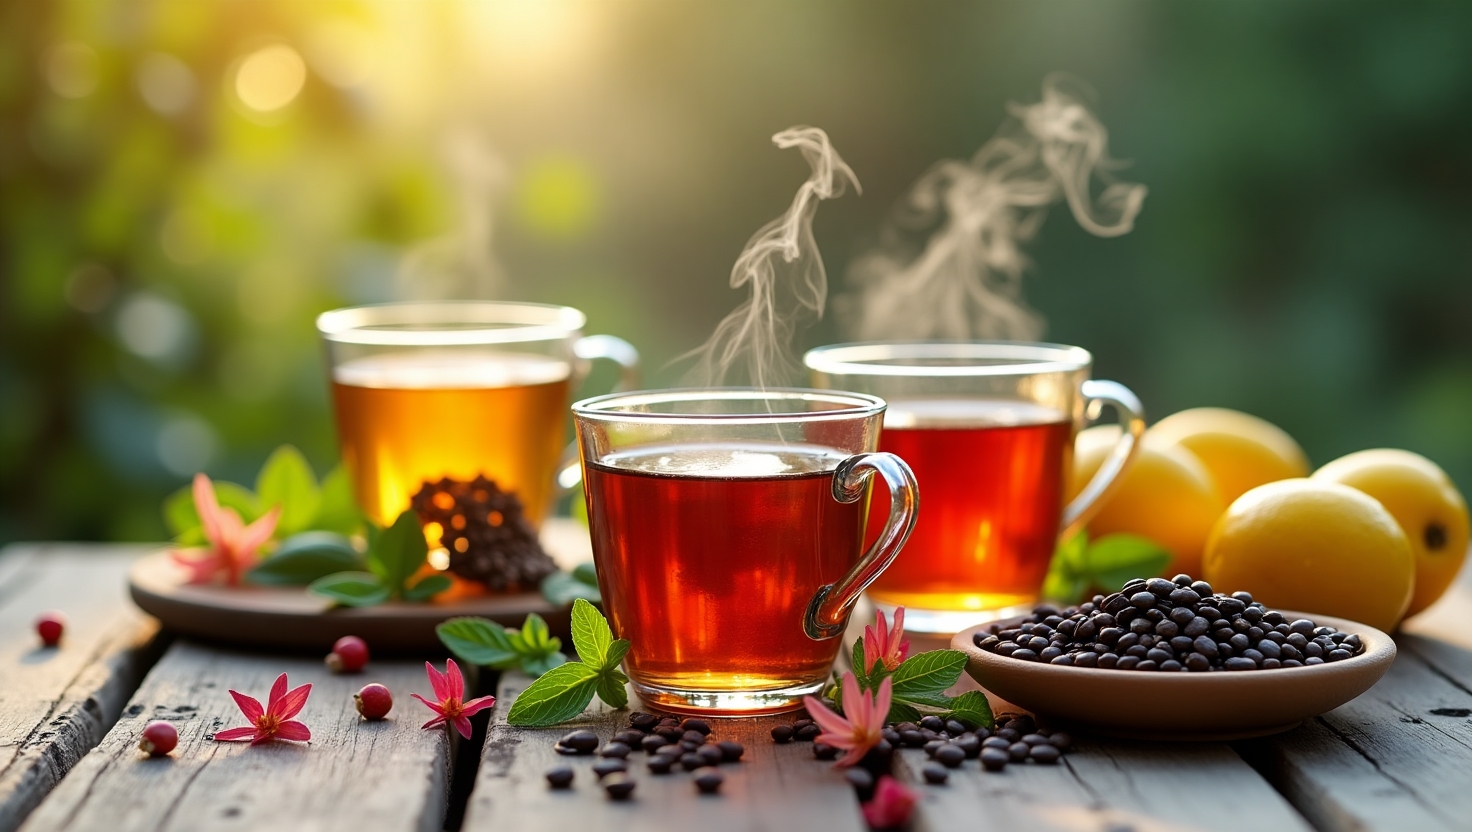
[805,341,1144,633]
[317,301,637,589]
[572,388,918,715]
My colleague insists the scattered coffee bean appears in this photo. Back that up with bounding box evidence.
[771,725,794,743]
[920,716,946,732]
[945,720,968,736]
[1048,732,1073,751]
[546,766,574,789]
[994,728,1020,742]
[559,729,600,754]
[681,718,711,736]
[696,745,724,766]
[900,729,926,748]
[813,743,839,760]
[682,730,707,745]
[603,772,636,800]
[1008,742,1031,762]
[954,735,981,758]
[641,735,668,753]
[629,712,659,731]
[1021,733,1050,747]
[935,744,966,768]
[614,730,643,747]
[845,767,874,792]
[600,742,631,759]
[1030,744,1061,764]
[980,747,1009,771]
[795,723,822,742]
[717,740,745,762]
[693,767,725,794]
[982,736,1011,751]
[592,760,628,778]
[647,754,677,774]
[681,753,705,771]
[923,762,950,784]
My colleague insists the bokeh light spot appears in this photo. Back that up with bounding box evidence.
[234,44,307,113]
[156,414,217,477]
[64,263,115,314]
[516,156,600,240]
[136,53,196,115]
[115,293,193,363]
[160,209,213,265]
[46,42,100,99]
[307,21,375,88]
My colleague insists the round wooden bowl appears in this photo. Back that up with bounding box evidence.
[953,610,1396,740]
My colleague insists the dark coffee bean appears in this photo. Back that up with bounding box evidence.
[1261,658,1282,669]
[680,730,705,745]
[982,736,1011,750]
[1098,653,1120,669]
[1009,716,1036,735]
[1168,587,1200,606]
[1116,656,1141,670]
[641,735,668,753]
[1099,627,1124,646]
[614,730,644,747]
[1168,607,1195,626]
[553,743,578,756]
[1232,618,1253,633]
[881,728,901,745]
[1242,648,1264,665]
[981,747,1009,771]
[900,729,926,748]
[1011,648,1039,662]
[593,760,628,778]
[936,745,967,768]
[1242,606,1264,624]
[1225,657,1257,671]
[679,717,710,735]
[920,716,946,732]
[1305,656,1325,666]
[845,767,874,794]
[1231,590,1253,604]
[1280,643,1303,661]
[1185,652,1210,671]
[1146,647,1173,664]
[1125,644,1148,658]
[1129,618,1154,635]
[1050,654,1075,666]
[1154,619,1180,639]
[1193,636,1219,657]
[1343,634,1362,651]
[793,718,814,729]
[954,735,981,758]
[813,743,839,760]
[1190,580,1213,597]
[1283,658,1303,667]
[923,739,947,758]
[1247,626,1265,640]
[923,762,950,784]
[1199,606,1222,620]
[1171,573,1191,585]
[1263,610,1285,625]
[1041,646,1065,661]
[1184,617,1210,637]
[546,766,575,788]
[1289,618,1316,635]
[795,723,821,741]
[944,719,968,736]
[1145,608,1166,622]
[603,773,636,800]
[1274,623,1292,634]
[1265,630,1287,644]
[560,730,600,753]
[1021,733,1050,746]
[1160,659,1183,671]
[647,754,677,774]
[1031,744,1062,764]
[697,745,724,765]
[1074,651,1099,668]
[1117,632,1140,650]
[1229,633,1251,651]
[656,726,683,742]
[1305,642,1324,658]
[770,724,794,743]
[600,742,631,759]
[1168,636,1193,653]
[1216,642,1234,658]
[681,753,705,771]
[1134,660,1159,671]
[1008,742,1031,761]
[1286,632,1309,650]
[1130,591,1157,609]
[1145,577,1175,597]
[1219,598,1246,616]
[680,741,702,752]
[694,767,725,794]
[1327,648,1353,662]
[629,712,659,731]
[996,643,1019,657]
[717,740,745,762]
[1028,635,1051,651]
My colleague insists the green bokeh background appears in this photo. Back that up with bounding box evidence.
[2,0,1470,544]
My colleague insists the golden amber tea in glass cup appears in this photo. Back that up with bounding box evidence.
[572,388,918,715]
[806,342,1144,633]
[317,302,636,588]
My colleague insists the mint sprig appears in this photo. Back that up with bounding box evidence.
[308,510,451,606]
[541,562,602,606]
[848,643,993,729]
[437,613,568,677]
[1043,531,1173,605]
[506,599,629,726]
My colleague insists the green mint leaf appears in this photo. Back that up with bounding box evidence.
[884,701,923,724]
[571,562,599,587]
[255,445,321,537]
[404,574,453,602]
[604,639,631,670]
[541,571,602,606]
[596,667,630,709]
[895,689,954,709]
[522,652,567,677]
[308,572,391,607]
[523,613,552,650]
[942,690,994,729]
[890,650,967,697]
[1059,530,1089,572]
[369,510,429,594]
[313,465,364,536]
[163,480,261,541]
[437,617,521,667]
[1043,570,1089,606]
[506,662,601,726]
[570,598,613,668]
[853,640,870,684]
[1086,534,1173,592]
[246,532,363,586]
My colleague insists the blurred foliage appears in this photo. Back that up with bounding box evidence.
[1,0,1470,544]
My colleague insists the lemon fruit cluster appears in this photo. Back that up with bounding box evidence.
[1069,407,1468,630]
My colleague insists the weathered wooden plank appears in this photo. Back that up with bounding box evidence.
[464,671,868,832]
[0,545,162,832]
[17,642,452,832]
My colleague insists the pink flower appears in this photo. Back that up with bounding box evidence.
[862,775,918,829]
[214,673,312,745]
[802,672,892,767]
[411,659,496,739]
[863,607,910,673]
[172,473,281,585]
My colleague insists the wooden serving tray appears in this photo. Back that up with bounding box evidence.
[128,518,593,653]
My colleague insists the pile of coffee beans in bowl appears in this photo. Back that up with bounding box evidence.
[974,574,1366,672]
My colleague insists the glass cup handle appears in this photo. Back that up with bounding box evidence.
[804,452,919,640]
[1060,379,1146,538]
[556,336,641,492]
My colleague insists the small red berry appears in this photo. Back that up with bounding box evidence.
[326,635,369,673]
[355,683,393,720]
[139,721,178,756]
[36,611,65,647]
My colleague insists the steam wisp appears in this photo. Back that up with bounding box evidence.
[843,75,1146,341]
[687,126,860,387]
[396,128,508,299]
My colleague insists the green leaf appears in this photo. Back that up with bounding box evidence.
[596,667,630,710]
[570,598,613,668]
[1043,570,1089,606]
[163,480,261,541]
[890,650,967,697]
[894,689,953,709]
[369,510,429,593]
[571,562,599,587]
[1059,530,1089,572]
[604,638,631,670]
[884,701,923,724]
[852,640,869,683]
[506,662,601,726]
[522,652,567,677]
[438,617,521,667]
[541,571,602,606]
[523,613,552,650]
[246,532,363,586]
[313,465,363,536]
[255,445,321,536]
[942,690,994,729]
[1086,534,1173,592]
[404,574,453,602]
[308,572,391,607]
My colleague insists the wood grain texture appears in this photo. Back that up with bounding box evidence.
[0,545,162,832]
[16,642,452,832]
[463,671,869,832]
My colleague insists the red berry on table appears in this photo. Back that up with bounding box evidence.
[36,611,65,647]
[139,721,178,756]
[355,683,393,720]
[326,635,369,673]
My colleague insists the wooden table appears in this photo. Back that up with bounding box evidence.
[2,540,1470,832]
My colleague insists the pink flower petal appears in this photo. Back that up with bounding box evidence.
[425,662,450,701]
[841,673,865,717]
[420,715,447,730]
[267,674,289,711]
[869,677,893,729]
[271,683,312,720]
[411,693,447,717]
[274,720,311,742]
[193,474,226,547]
[458,695,496,717]
[213,726,259,742]
[229,691,265,723]
[249,733,276,747]
[862,776,917,828]
[445,659,465,701]
[236,505,281,561]
[801,695,852,736]
[833,744,869,768]
[452,716,474,739]
[171,550,224,584]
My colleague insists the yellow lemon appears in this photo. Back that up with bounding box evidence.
[1312,449,1470,618]
[1203,479,1413,631]
[1147,408,1310,504]
[1070,424,1225,577]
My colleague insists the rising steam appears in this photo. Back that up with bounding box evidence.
[686,127,860,388]
[396,128,508,299]
[841,75,1146,341]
